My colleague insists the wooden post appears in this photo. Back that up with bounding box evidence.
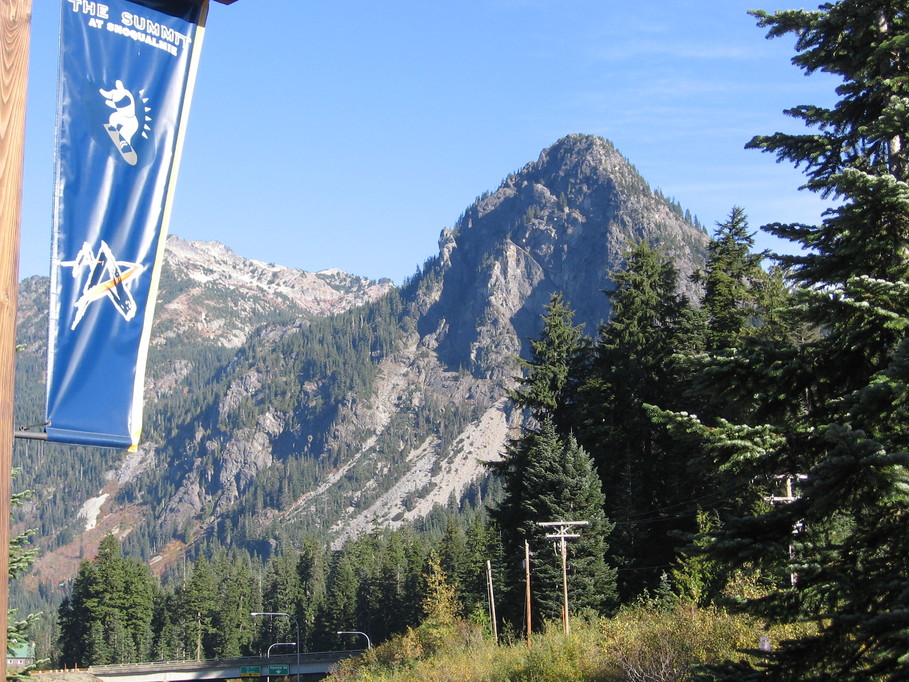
[1,1,32,679]
[524,540,532,644]
[486,560,497,644]
[559,536,569,635]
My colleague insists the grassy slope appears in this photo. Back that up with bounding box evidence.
[327,601,813,681]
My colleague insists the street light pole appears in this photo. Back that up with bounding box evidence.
[251,612,300,682]
[267,642,296,657]
[336,631,371,650]
[265,642,295,682]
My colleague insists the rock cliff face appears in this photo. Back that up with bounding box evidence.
[423,135,706,379]
[14,134,708,589]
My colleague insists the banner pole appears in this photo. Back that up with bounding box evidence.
[0,0,32,678]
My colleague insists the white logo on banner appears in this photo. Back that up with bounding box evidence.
[61,241,145,330]
[100,80,152,165]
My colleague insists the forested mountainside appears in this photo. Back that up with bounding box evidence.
[22,5,909,678]
[12,134,708,610]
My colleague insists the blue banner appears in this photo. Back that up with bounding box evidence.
[46,0,208,449]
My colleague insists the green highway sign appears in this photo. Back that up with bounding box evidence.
[240,666,261,677]
[268,665,291,675]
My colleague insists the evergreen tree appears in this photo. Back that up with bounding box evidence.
[660,3,909,678]
[258,551,301,653]
[461,515,503,620]
[421,551,458,627]
[401,532,429,629]
[56,535,157,666]
[492,419,616,630]
[349,531,385,645]
[56,591,84,666]
[209,551,256,658]
[437,516,470,615]
[371,530,412,642]
[295,536,327,650]
[577,239,702,599]
[313,549,360,650]
[673,209,794,556]
[8,468,40,680]
[178,555,218,661]
[509,292,588,431]
[149,592,184,661]
[697,207,766,351]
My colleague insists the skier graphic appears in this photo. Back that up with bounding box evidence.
[61,241,144,330]
[100,80,140,165]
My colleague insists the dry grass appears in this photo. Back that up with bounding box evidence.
[326,602,807,681]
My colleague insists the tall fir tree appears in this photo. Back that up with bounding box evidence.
[437,517,470,616]
[370,530,411,642]
[296,535,327,650]
[178,555,218,661]
[697,207,766,351]
[257,551,302,653]
[576,239,702,599]
[314,547,361,650]
[56,535,156,666]
[509,292,588,432]
[208,550,256,658]
[149,591,184,661]
[461,514,502,621]
[660,3,909,679]
[491,418,616,630]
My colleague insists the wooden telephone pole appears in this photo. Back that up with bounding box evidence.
[765,474,807,587]
[537,521,589,636]
[524,540,532,644]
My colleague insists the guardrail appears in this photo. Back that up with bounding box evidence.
[87,652,357,674]
[35,651,364,681]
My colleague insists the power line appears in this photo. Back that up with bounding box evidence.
[607,480,755,526]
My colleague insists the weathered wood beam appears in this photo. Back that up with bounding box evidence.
[0,1,31,680]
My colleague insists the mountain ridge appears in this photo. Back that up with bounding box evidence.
[13,133,709,600]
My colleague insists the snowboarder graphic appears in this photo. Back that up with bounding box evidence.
[100,80,140,165]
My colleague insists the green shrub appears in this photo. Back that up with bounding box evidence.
[327,603,810,681]
[599,603,754,681]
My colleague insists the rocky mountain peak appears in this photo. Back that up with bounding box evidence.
[420,134,708,379]
[15,135,710,595]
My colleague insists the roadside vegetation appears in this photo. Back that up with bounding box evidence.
[327,598,811,681]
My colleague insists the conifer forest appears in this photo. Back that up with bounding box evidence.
[12,2,909,680]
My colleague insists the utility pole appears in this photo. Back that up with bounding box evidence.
[765,474,807,587]
[537,521,588,635]
[486,559,498,643]
[524,539,532,644]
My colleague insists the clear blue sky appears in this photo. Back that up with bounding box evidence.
[19,1,837,284]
